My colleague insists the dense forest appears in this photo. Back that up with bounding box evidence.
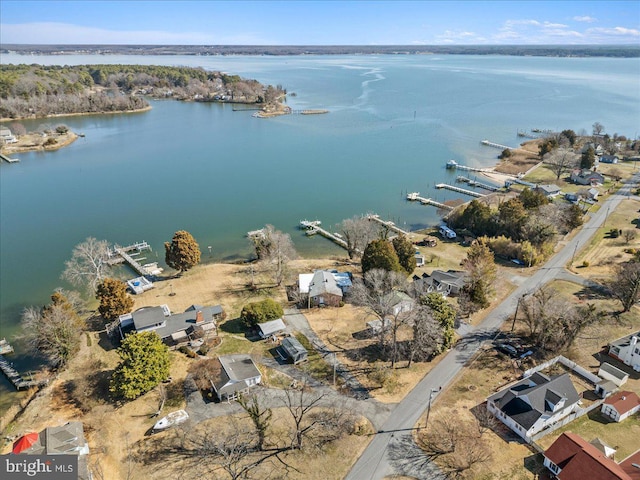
[3,43,639,57]
[0,64,284,119]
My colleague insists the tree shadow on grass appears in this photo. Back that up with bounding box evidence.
[219,317,248,336]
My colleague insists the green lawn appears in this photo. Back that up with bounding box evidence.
[536,410,640,460]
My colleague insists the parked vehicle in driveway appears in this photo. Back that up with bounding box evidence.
[495,343,518,357]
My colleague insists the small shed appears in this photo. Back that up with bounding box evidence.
[281,337,308,364]
[257,318,287,338]
[598,362,629,387]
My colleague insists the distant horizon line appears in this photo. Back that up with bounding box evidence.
[3,43,639,47]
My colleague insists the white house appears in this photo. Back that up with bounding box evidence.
[608,331,640,372]
[211,354,262,401]
[487,372,580,443]
[601,391,640,423]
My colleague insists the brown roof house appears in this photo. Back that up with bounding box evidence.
[210,354,262,401]
[543,432,633,480]
[601,391,640,423]
[487,372,580,443]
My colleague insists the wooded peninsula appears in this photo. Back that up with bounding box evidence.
[0,64,286,119]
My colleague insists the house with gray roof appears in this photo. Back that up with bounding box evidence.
[118,304,222,348]
[412,270,467,297]
[210,354,262,401]
[570,169,605,186]
[536,184,562,198]
[487,372,581,443]
[20,422,91,480]
[308,270,344,307]
[608,331,640,372]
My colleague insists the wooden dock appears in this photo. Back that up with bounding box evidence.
[445,159,492,173]
[406,192,454,211]
[435,183,486,198]
[366,214,411,235]
[0,153,19,163]
[299,220,353,251]
[107,241,161,277]
[456,176,500,192]
[0,354,48,390]
[481,139,515,150]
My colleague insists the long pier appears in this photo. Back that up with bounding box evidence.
[0,354,48,390]
[481,139,515,150]
[107,241,160,277]
[435,183,486,198]
[0,153,19,163]
[366,214,411,235]
[406,192,454,211]
[456,176,500,192]
[299,220,355,252]
[445,160,492,173]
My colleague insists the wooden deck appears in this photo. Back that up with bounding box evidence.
[0,354,48,390]
[406,192,454,210]
[366,214,410,235]
[107,241,161,277]
[435,183,486,198]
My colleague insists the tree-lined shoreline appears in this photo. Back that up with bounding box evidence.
[3,43,639,57]
[0,64,285,120]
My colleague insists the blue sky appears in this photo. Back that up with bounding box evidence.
[1,1,639,45]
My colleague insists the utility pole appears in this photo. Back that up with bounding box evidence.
[333,352,337,386]
[424,387,441,430]
[511,294,526,332]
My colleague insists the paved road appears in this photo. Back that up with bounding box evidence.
[346,172,640,480]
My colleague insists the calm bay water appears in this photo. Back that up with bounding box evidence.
[1,54,639,406]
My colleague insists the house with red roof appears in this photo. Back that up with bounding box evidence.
[601,391,640,422]
[543,432,632,480]
[619,450,640,480]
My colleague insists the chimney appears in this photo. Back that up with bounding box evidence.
[196,311,204,324]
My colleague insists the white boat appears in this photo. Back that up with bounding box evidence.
[153,409,189,431]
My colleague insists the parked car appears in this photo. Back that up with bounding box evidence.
[495,343,518,357]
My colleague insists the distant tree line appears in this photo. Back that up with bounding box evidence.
[3,44,639,57]
[0,64,284,119]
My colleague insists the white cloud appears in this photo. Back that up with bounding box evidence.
[573,16,597,23]
[0,22,270,45]
[542,21,568,29]
[587,26,640,37]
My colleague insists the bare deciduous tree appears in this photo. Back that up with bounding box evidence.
[416,415,491,479]
[22,291,84,368]
[520,286,601,351]
[607,261,640,312]
[543,147,579,180]
[281,386,327,450]
[251,225,298,286]
[339,216,378,260]
[350,269,413,366]
[61,237,111,293]
[238,394,273,451]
